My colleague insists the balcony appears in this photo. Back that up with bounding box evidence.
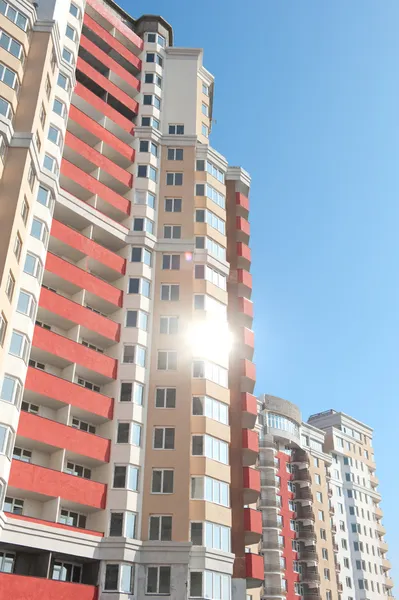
[333,543,339,553]
[263,588,286,599]
[301,568,320,583]
[86,0,143,54]
[382,558,392,571]
[32,326,117,382]
[236,192,249,218]
[242,429,259,466]
[375,506,383,519]
[243,467,260,505]
[17,412,110,463]
[237,297,253,328]
[9,461,107,509]
[236,216,250,244]
[241,359,256,393]
[24,368,113,420]
[291,449,310,466]
[259,436,277,450]
[259,496,281,509]
[261,473,280,488]
[237,269,252,299]
[299,549,318,563]
[329,504,335,515]
[45,253,123,310]
[376,522,387,536]
[385,577,394,588]
[237,242,251,270]
[239,327,255,361]
[370,473,379,487]
[6,512,103,538]
[39,288,120,346]
[297,526,317,542]
[0,574,98,600]
[262,517,282,531]
[295,487,313,502]
[303,593,321,600]
[380,541,389,553]
[245,553,264,589]
[244,508,262,545]
[242,393,257,429]
[292,469,311,483]
[296,506,315,521]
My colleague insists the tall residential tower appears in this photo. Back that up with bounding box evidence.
[0,0,259,598]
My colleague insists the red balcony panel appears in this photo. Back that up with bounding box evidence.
[244,507,262,542]
[68,105,135,162]
[61,160,130,216]
[242,393,257,417]
[236,216,250,236]
[45,253,123,307]
[83,14,141,71]
[242,327,255,349]
[33,326,117,379]
[18,412,111,463]
[65,132,133,188]
[51,220,126,275]
[86,0,143,52]
[74,83,134,135]
[243,467,260,492]
[237,269,253,289]
[39,288,120,343]
[0,574,98,600]
[6,513,103,537]
[237,242,251,263]
[77,58,139,114]
[80,34,140,92]
[25,368,113,420]
[9,461,107,509]
[238,297,253,319]
[245,553,264,587]
[242,429,259,453]
[236,192,249,212]
[241,359,256,389]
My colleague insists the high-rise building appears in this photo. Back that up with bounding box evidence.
[0,1,258,598]
[254,396,394,600]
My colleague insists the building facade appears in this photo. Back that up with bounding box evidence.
[0,0,259,598]
[253,397,394,600]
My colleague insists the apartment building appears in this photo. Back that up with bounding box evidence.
[254,397,393,600]
[0,0,258,598]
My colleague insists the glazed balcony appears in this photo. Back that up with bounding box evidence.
[242,393,257,429]
[0,574,98,600]
[244,508,262,545]
[236,216,250,244]
[245,553,264,589]
[24,368,113,421]
[236,191,249,218]
[242,429,259,467]
[243,467,260,505]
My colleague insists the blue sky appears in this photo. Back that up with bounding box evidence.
[123,0,398,578]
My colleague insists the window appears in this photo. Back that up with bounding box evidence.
[0,375,21,406]
[144,72,162,87]
[9,331,29,362]
[0,30,24,61]
[157,350,177,370]
[191,476,229,506]
[133,217,154,234]
[345,577,352,588]
[316,491,323,503]
[168,124,184,135]
[161,284,179,301]
[137,164,157,182]
[52,561,82,583]
[65,24,77,41]
[147,566,171,595]
[104,564,134,593]
[53,98,66,118]
[109,511,137,538]
[59,508,86,529]
[202,123,209,137]
[0,1,28,30]
[57,72,69,91]
[202,83,209,96]
[192,434,228,464]
[322,548,328,560]
[166,172,183,186]
[141,116,160,129]
[143,94,161,109]
[13,233,22,262]
[24,253,43,281]
[122,345,146,367]
[0,62,19,91]
[167,148,183,161]
[4,496,23,515]
[0,425,12,457]
[165,197,182,212]
[146,52,163,66]
[31,218,48,245]
[62,47,74,64]
[126,310,148,330]
[149,515,172,541]
[155,388,176,408]
[147,32,166,46]
[48,125,63,148]
[195,264,227,290]
[43,153,58,174]
[160,316,178,334]
[163,225,181,239]
[128,277,151,298]
[324,568,330,580]
[342,539,348,549]
[119,382,144,405]
[153,427,175,450]
[192,396,228,424]
[21,197,29,225]
[151,469,174,494]
[194,294,227,319]
[320,528,326,540]
[318,509,324,521]
[196,208,225,234]
[28,163,36,190]
[344,558,350,568]
[117,422,142,446]
[190,521,230,552]
[162,254,180,270]
[190,571,231,600]
[113,465,139,491]
[5,271,14,301]
[69,2,80,18]
[139,140,158,157]
[130,246,152,266]
[21,401,39,414]
[0,96,12,119]
[13,446,31,462]
[45,76,52,100]
[202,102,209,116]
[195,236,226,261]
[134,190,156,209]
[71,418,95,434]
[77,377,100,393]
[37,185,53,209]
[193,360,228,387]
[16,287,32,321]
[65,461,91,479]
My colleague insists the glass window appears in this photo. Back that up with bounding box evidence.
[0,375,21,405]
[0,62,19,90]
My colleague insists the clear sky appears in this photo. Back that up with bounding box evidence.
[121,0,398,579]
